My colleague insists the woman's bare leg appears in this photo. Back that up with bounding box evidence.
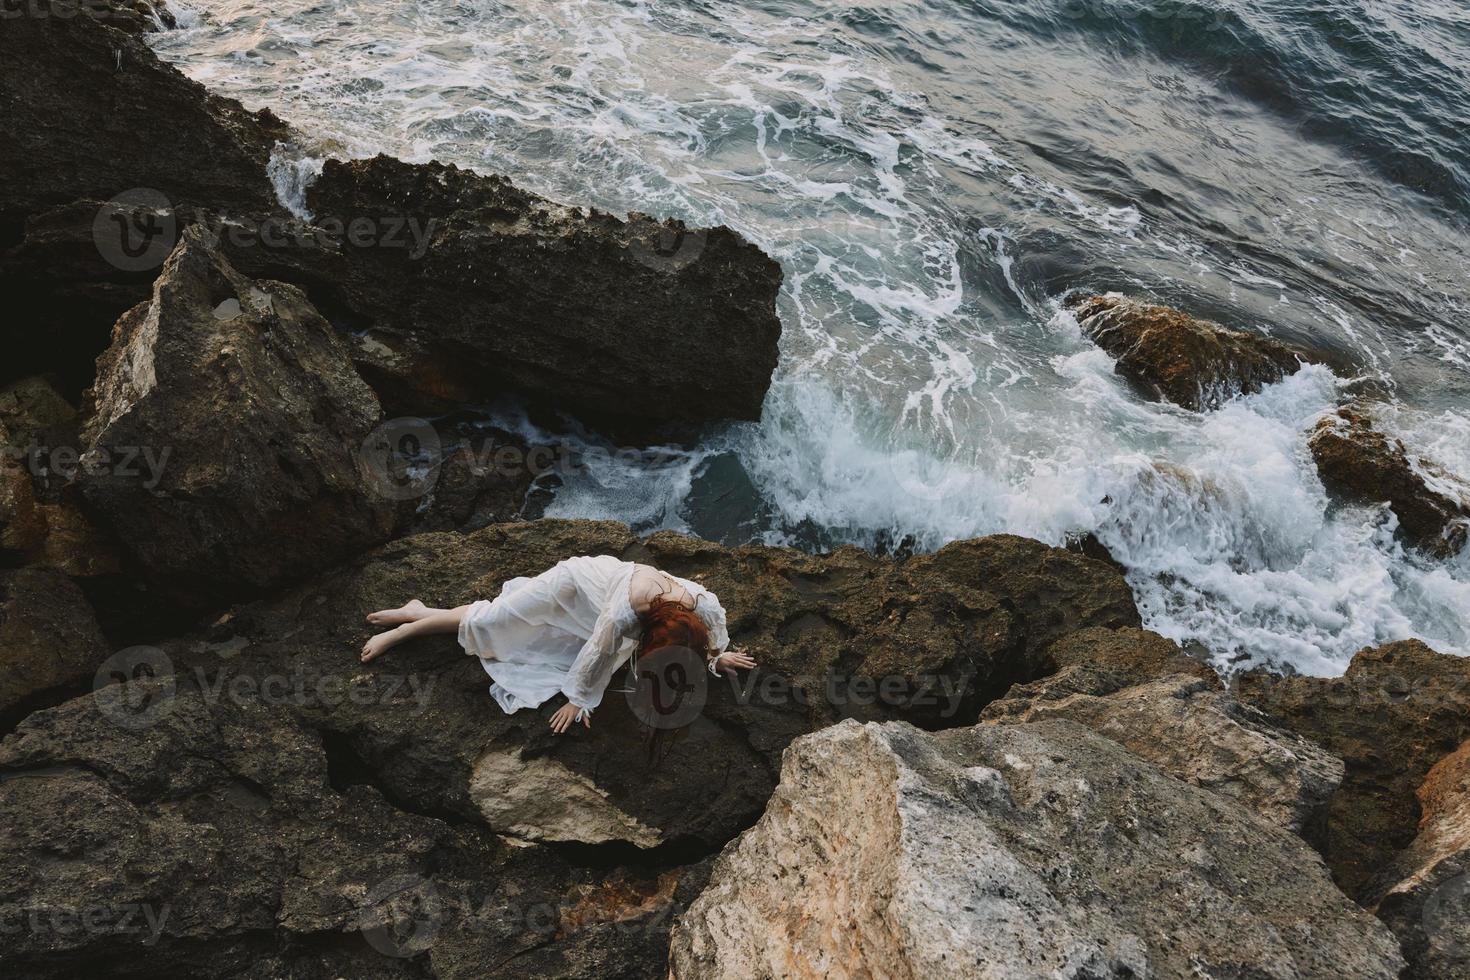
[362,605,470,662]
[366,599,438,626]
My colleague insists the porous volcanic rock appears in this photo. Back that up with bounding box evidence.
[1234,639,1470,901]
[119,519,1136,848]
[1310,405,1470,557]
[669,718,1404,979]
[77,228,398,605]
[1070,294,1306,411]
[1370,737,1470,979]
[1041,624,1216,683]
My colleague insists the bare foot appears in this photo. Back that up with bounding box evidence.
[366,599,427,626]
[361,629,402,662]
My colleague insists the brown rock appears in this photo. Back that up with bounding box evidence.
[1043,625,1216,683]
[1310,405,1470,557]
[1371,738,1470,978]
[1070,295,1306,411]
[0,376,123,577]
[77,228,397,606]
[265,155,784,433]
[0,567,109,720]
[0,517,1141,978]
[0,3,294,389]
[1234,639,1470,900]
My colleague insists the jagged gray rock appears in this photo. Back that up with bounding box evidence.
[983,668,1343,838]
[78,228,398,605]
[671,718,1405,979]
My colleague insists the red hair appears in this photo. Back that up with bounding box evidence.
[638,598,711,659]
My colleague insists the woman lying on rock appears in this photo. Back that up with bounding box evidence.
[359,556,757,733]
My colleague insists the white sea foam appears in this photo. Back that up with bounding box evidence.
[146,0,1470,671]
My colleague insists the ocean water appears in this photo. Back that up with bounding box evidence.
[149,0,1470,674]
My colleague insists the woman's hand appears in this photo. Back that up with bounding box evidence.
[712,649,758,677]
[549,702,590,734]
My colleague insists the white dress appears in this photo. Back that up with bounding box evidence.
[457,555,730,717]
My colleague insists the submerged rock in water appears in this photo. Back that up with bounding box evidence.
[1370,737,1470,980]
[1234,639,1470,902]
[1309,405,1470,558]
[78,228,397,605]
[1069,294,1306,411]
[670,718,1404,979]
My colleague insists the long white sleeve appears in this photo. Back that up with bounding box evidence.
[559,603,627,713]
[696,592,730,653]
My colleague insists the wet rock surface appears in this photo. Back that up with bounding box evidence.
[1070,294,1306,411]
[670,718,1404,979]
[1310,405,1470,557]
